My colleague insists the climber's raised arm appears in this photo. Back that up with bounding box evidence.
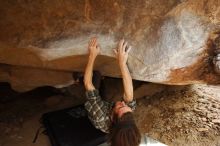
[84,37,100,91]
[114,39,133,103]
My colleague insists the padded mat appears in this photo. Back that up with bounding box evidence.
[42,105,107,146]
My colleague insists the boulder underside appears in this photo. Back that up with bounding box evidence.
[0,0,220,91]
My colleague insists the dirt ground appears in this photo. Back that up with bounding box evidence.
[135,85,220,146]
[0,81,220,146]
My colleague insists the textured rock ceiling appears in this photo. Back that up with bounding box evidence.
[0,0,220,91]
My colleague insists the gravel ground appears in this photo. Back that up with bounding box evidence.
[135,85,220,146]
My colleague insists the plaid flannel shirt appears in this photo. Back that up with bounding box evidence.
[85,89,136,133]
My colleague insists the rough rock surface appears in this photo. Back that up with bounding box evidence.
[0,0,220,91]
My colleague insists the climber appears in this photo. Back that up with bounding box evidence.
[84,37,141,146]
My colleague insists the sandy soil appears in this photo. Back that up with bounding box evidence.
[0,82,219,146]
[135,85,220,146]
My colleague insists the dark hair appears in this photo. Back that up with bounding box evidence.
[108,112,141,146]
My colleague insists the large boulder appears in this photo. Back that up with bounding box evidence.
[0,0,219,91]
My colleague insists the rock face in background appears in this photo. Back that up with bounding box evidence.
[0,0,220,91]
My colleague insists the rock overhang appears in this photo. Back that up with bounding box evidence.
[0,0,219,91]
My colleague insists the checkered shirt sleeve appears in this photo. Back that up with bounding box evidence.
[126,99,137,111]
[85,89,111,133]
